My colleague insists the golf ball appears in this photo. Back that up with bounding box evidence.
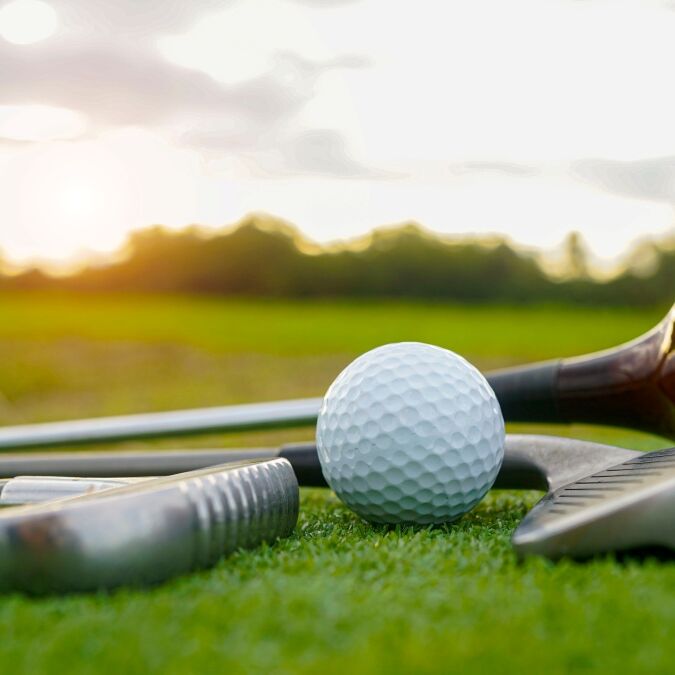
[316,342,505,524]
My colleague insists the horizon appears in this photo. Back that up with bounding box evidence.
[1,0,674,269]
[2,214,672,280]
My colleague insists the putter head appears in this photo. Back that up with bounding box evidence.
[0,458,298,594]
[513,447,675,560]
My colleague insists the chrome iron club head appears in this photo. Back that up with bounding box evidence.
[0,458,298,594]
[512,447,675,559]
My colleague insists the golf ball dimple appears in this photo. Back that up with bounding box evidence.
[316,342,505,524]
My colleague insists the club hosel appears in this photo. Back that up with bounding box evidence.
[279,443,328,487]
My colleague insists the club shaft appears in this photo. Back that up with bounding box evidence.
[0,398,323,450]
[0,436,640,499]
[0,304,671,449]
[0,448,281,478]
[0,367,577,450]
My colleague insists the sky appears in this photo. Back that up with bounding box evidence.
[0,0,673,271]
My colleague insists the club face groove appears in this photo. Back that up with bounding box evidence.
[513,448,675,559]
[0,458,299,594]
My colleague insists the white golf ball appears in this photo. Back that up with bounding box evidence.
[316,342,505,524]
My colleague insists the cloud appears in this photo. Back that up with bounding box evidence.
[0,39,300,129]
[571,156,675,205]
[289,0,363,6]
[0,136,33,147]
[449,161,539,178]
[276,128,388,178]
[568,0,675,9]
[0,31,371,177]
[0,0,374,180]
[41,0,228,35]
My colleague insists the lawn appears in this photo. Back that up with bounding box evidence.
[0,293,672,674]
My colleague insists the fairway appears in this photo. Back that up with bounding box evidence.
[0,294,672,674]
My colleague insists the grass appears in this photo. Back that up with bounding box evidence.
[0,291,662,358]
[0,292,673,674]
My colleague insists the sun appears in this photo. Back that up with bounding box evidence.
[2,140,141,268]
[44,179,128,263]
[0,0,58,45]
[60,184,103,219]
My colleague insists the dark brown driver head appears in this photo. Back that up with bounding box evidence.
[558,304,675,439]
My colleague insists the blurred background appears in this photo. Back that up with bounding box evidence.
[0,0,673,449]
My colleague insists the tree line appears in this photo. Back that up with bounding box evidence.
[1,215,673,307]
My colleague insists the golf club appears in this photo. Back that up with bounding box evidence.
[0,435,640,501]
[3,436,672,560]
[0,305,671,450]
[512,447,675,559]
[0,458,298,594]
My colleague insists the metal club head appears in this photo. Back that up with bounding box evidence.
[512,447,675,560]
[0,458,298,594]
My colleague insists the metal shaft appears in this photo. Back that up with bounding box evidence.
[0,447,284,478]
[0,398,323,450]
[0,305,672,449]
[0,436,641,502]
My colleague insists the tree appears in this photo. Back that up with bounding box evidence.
[562,231,590,278]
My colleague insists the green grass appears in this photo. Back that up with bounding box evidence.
[0,293,673,674]
[0,291,662,358]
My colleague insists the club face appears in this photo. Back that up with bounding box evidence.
[512,447,675,560]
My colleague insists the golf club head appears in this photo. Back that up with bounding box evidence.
[491,303,675,438]
[556,304,675,439]
[0,458,298,594]
[512,447,675,560]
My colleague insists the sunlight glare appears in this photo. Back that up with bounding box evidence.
[0,0,58,45]
[0,105,86,142]
[60,184,102,218]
